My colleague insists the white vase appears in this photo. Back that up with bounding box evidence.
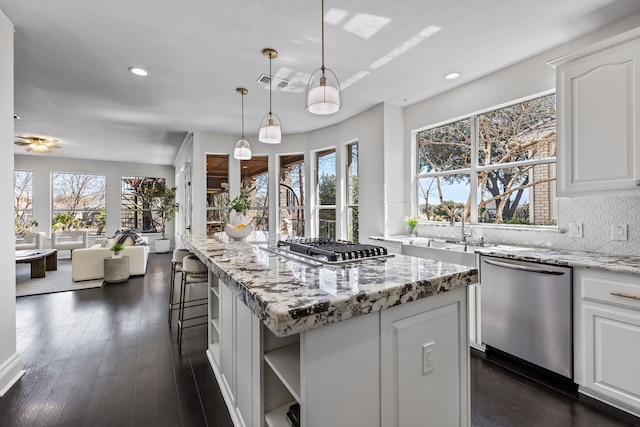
[155,238,171,253]
[112,252,122,259]
[229,210,247,226]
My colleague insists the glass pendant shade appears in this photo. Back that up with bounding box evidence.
[258,112,282,144]
[233,137,252,160]
[306,68,341,115]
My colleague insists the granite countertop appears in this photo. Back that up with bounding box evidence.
[182,233,478,337]
[370,235,640,276]
[475,246,640,276]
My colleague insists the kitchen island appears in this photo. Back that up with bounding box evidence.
[182,233,478,427]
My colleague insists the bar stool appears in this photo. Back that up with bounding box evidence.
[177,254,208,348]
[168,248,191,325]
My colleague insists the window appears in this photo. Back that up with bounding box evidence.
[346,143,359,242]
[417,94,556,226]
[206,154,229,234]
[241,156,269,231]
[52,172,106,235]
[279,154,305,237]
[316,148,336,239]
[121,176,166,233]
[14,170,34,234]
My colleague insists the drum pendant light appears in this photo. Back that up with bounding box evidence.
[305,0,341,115]
[233,88,252,160]
[258,48,282,144]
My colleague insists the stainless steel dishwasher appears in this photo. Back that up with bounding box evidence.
[480,255,573,379]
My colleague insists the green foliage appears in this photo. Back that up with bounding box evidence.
[14,218,38,236]
[227,191,251,212]
[52,212,79,231]
[154,184,179,240]
[110,243,124,253]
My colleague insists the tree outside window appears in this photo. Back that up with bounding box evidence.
[52,172,106,235]
[240,156,269,232]
[279,154,305,237]
[417,94,557,226]
[317,148,336,239]
[14,170,35,234]
[346,143,359,242]
[121,176,165,233]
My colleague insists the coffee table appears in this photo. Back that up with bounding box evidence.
[16,249,58,279]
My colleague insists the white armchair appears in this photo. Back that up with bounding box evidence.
[51,230,90,256]
[15,231,45,251]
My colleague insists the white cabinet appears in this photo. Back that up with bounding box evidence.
[207,276,469,426]
[574,268,640,417]
[552,28,640,195]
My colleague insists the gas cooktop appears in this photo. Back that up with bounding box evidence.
[262,237,394,266]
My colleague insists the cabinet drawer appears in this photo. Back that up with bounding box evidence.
[579,269,640,310]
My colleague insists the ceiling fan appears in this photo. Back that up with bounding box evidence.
[14,135,61,153]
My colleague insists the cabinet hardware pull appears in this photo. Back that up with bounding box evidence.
[636,180,640,187]
[610,292,640,301]
[483,258,565,275]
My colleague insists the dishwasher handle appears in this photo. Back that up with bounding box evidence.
[483,258,566,275]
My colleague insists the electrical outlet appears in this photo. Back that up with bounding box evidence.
[611,224,628,241]
[422,342,435,374]
[569,223,583,238]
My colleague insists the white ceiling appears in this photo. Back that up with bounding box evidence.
[3,0,640,165]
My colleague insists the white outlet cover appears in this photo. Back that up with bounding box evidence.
[569,223,583,238]
[611,224,628,241]
[422,342,434,374]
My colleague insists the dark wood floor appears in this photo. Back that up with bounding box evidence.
[1,252,638,426]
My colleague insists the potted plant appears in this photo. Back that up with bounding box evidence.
[154,184,179,253]
[110,243,124,258]
[226,191,251,226]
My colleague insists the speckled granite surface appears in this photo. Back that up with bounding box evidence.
[476,246,640,276]
[182,233,478,337]
[371,235,640,276]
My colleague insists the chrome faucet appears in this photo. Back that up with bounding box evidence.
[451,208,471,243]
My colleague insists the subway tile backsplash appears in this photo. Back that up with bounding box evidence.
[415,195,639,256]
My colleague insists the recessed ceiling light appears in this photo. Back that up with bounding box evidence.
[128,67,150,77]
[444,72,460,80]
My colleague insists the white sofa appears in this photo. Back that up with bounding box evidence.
[72,244,149,282]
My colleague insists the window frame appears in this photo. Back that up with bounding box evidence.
[120,176,166,233]
[14,170,35,234]
[315,147,337,239]
[414,91,557,227]
[52,171,107,236]
[278,153,305,237]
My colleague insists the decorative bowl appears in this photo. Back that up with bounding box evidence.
[224,223,253,240]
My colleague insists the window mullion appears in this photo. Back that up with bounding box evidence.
[470,116,479,224]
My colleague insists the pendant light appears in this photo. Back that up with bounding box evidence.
[258,48,282,144]
[305,0,341,115]
[233,88,252,160]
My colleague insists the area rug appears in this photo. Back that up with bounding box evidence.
[15,258,103,297]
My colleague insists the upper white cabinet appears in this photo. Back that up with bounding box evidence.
[552,28,640,195]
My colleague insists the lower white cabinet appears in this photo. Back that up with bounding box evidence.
[207,278,469,427]
[574,268,640,417]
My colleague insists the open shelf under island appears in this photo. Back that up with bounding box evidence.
[182,233,478,427]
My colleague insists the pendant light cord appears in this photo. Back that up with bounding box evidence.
[241,91,245,138]
[321,0,325,72]
[269,52,273,115]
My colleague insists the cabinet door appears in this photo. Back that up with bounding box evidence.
[220,282,236,404]
[582,302,640,413]
[556,35,640,195]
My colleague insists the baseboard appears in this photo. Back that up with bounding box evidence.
[0,352,25,397]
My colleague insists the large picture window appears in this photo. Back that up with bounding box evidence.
[279,154,305,237]
[346,142,359,242]
[241,156,269,231]
[417,94,557,226]
[121,176,166,233]
[316,148,336,239]
[52,172,106,235]
[206,154,230,234]
[14,170,34,234]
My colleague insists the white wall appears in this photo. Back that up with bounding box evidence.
[181,104,388,243]
[0,8,25,397]
[14,155,175,251]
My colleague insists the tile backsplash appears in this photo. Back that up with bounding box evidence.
[415,195,639,256]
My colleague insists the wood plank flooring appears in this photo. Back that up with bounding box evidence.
[0,252,638,426]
